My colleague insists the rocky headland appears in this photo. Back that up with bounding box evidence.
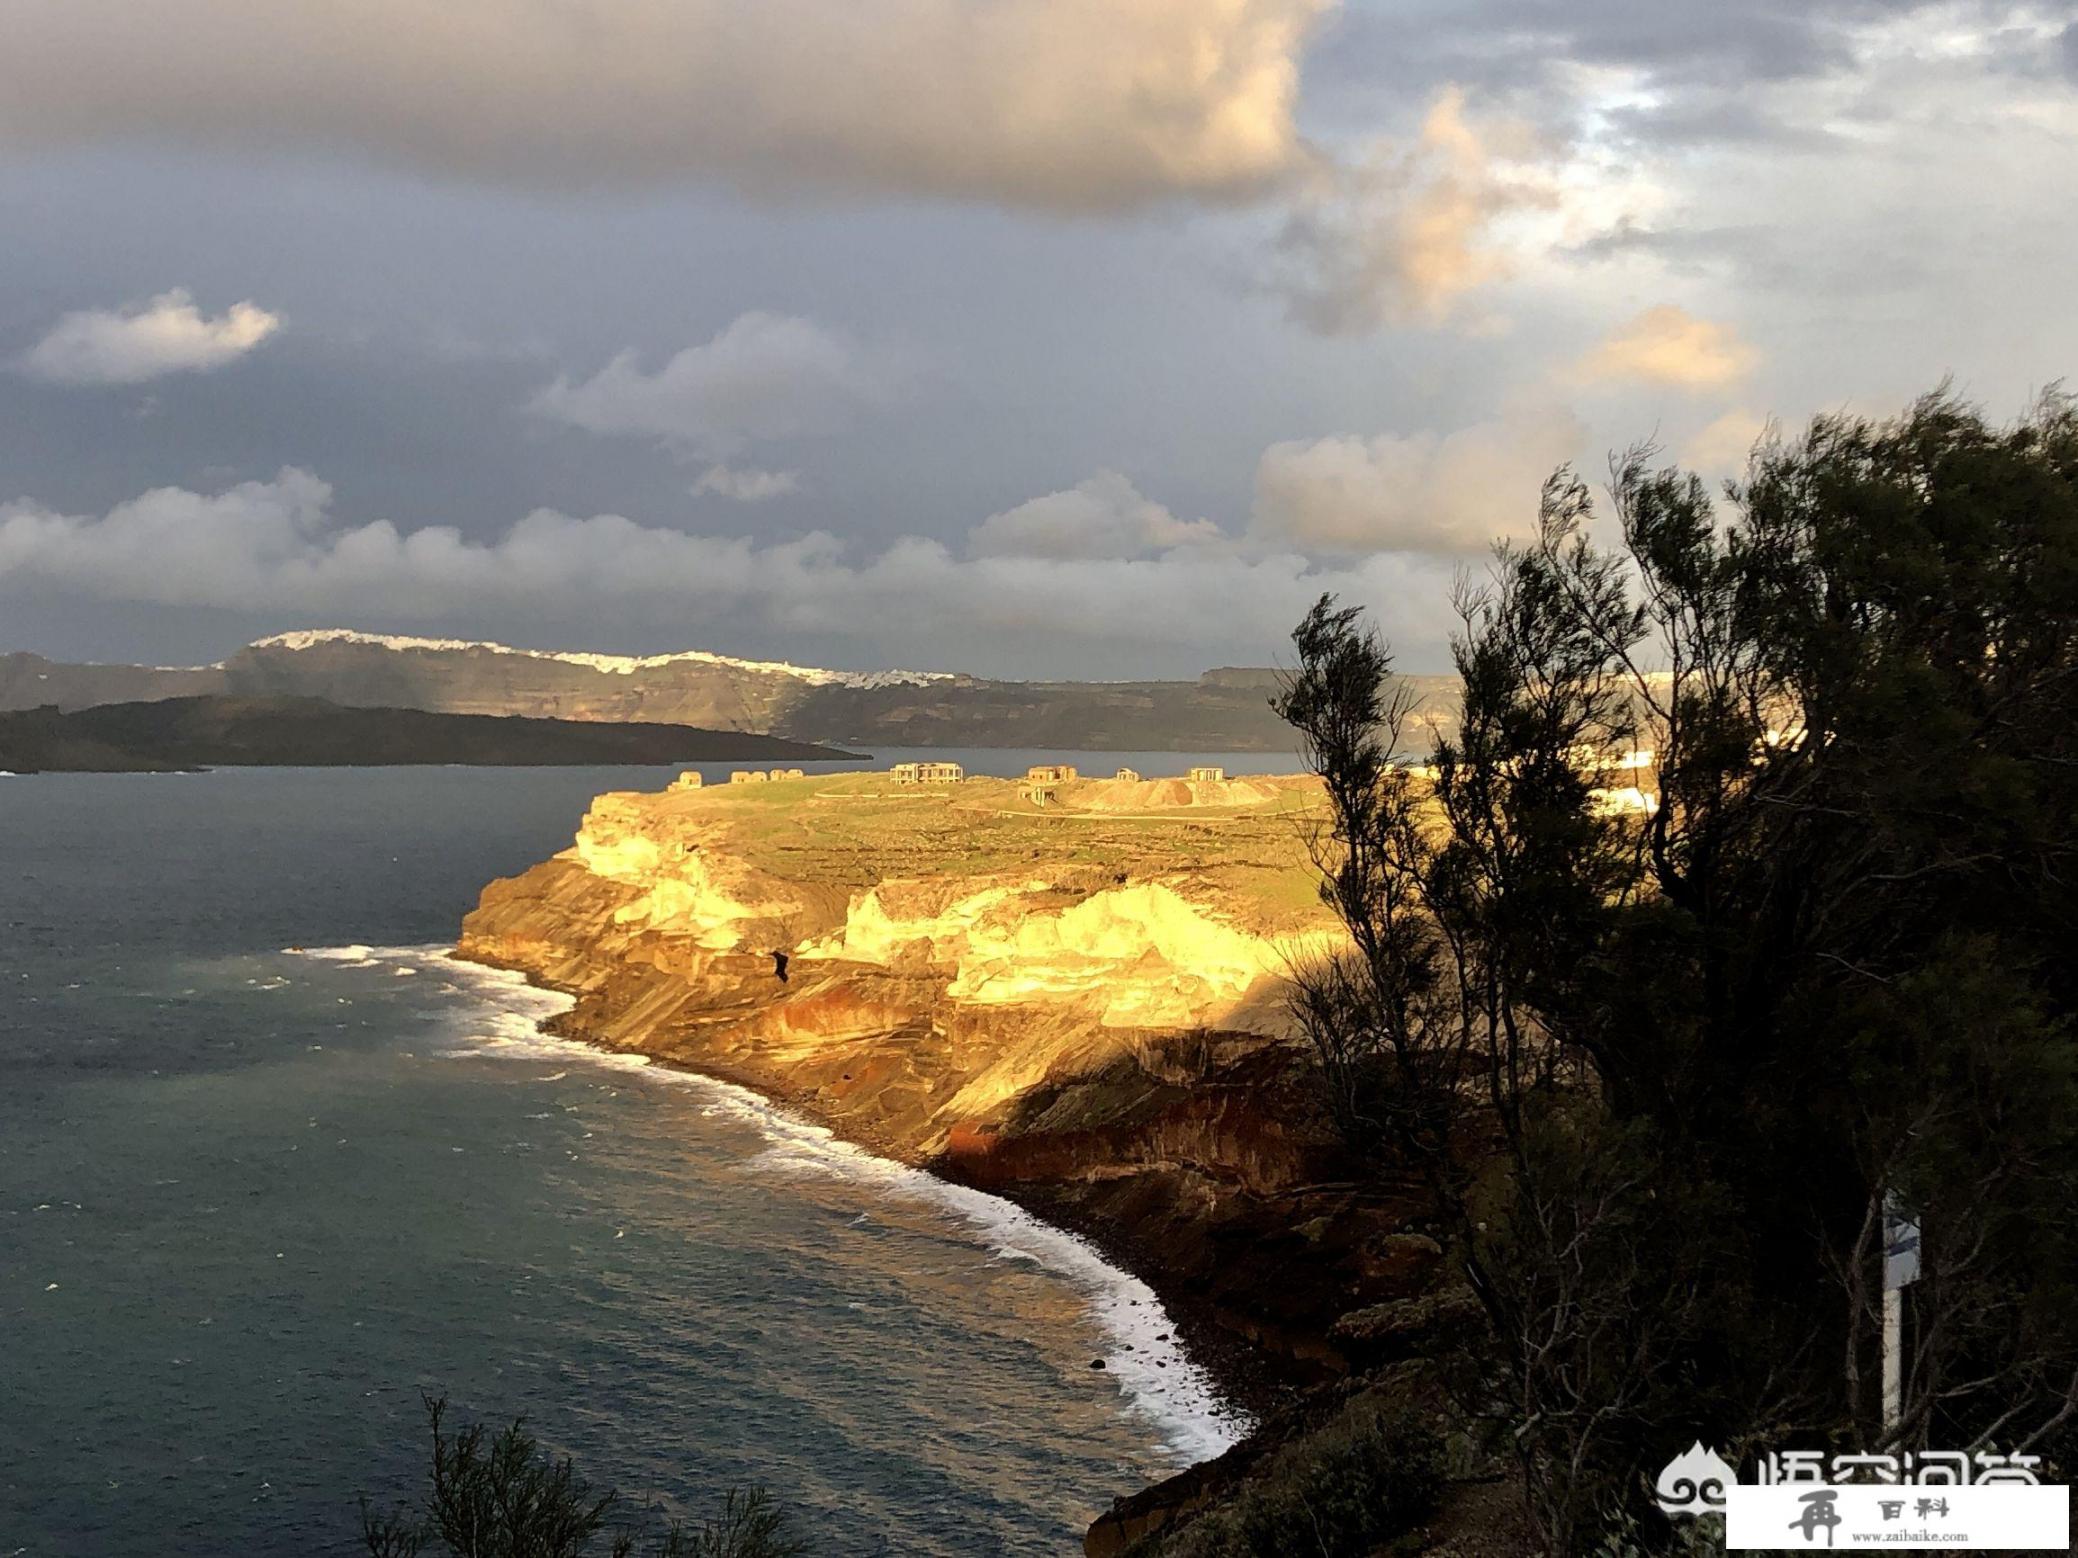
[455,768,1465,1553]
[5,631,1467,752]
[0,695,856,772]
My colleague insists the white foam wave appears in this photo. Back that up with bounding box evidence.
[454,972,1245,1459]
[318,944,1250,1463]
[289,943,438,963]
[688,1078,1250,1461]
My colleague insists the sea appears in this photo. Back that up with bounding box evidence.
[0,749,1305,1557]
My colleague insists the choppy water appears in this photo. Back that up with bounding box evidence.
[0,759,1290,1556]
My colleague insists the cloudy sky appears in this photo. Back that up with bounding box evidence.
[2,0,2075,678]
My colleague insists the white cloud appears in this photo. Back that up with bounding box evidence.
[1252,403,1585,554]
[1273,87,1565,333]
[531,313,883,460]
[0,0,1327,212]
[693,465,802,502]
[0,469,336,604]
[1577,305,1759,389]
[19,290,280,386]
[0,468,1462,668]
[966,471,1223,560]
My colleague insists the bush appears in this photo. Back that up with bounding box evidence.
[1586,1508,1725,1558]
[359,1395,805,1558]
[666,1487,805,1558]
[1143,1405,1443,1558]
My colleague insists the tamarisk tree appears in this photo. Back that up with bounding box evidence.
[1275,388,2078,1550]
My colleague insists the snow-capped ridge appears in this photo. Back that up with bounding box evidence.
[244,629,951,689]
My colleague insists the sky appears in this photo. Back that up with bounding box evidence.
[1,0,2075,679]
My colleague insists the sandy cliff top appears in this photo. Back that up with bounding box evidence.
[604,767,1333,930]
[525,767,1340,1038]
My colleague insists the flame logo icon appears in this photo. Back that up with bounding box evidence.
[1655,1441,1736,1516]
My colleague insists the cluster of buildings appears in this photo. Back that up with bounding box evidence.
[885,759,1231,800]
[666,767,811,791]
[670,759,1243,800]
[888,760,965,785]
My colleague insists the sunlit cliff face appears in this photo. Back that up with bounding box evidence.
[558,771,1340,1035]
[456,764,1423,1414]
[575,808,804,949]
[830,879,1319,1027]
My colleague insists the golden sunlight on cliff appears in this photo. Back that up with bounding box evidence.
[455,765,1437,1432]
[546,768,1338,1032]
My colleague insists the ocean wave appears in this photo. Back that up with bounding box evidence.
[287,942,445,969]
[438,957,1247,1461]
[705,1079,1249,1461]
[318,945,1249,1463]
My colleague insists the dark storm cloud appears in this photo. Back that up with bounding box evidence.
[0,0,1328,212]
[1306,0,1992,143]
[1596,97,1840,150]
[3,2,2078,678]
[1328,0,1920,88]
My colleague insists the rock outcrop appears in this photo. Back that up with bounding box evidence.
[456,772,1442,1424]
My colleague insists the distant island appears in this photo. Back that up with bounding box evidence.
[0,629,1464,751]
[0,695,859,773]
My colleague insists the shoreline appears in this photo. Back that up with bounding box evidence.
[442,943,1279,1457]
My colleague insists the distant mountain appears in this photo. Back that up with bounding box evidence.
[0,696,857,773]
[0,629,1465,751]
[0,651,224,710]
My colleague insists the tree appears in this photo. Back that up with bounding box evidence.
[360,1395,808,1558]
[1276,387,2078,1550]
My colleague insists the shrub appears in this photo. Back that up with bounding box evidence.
[1144,1405,1443,1558]
[359,1395,805,1558]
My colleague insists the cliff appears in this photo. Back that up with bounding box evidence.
[455,769,1451,1548]
[0,650,223,711]
[0,695,856,772]
[5,630,1468,751]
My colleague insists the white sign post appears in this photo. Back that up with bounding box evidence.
[1883,1193,1921,1436]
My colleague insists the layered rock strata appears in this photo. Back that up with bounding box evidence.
[456,770,1441,1549]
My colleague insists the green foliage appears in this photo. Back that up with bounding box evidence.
[1141,1407,1443,1558]
[1279,386,2078,1551]
[1585,1509,1724,1558]
[660,1488,806,1558]
[360,1396,805,1558]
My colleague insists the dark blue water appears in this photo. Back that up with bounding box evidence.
[0,762,1262,1557]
